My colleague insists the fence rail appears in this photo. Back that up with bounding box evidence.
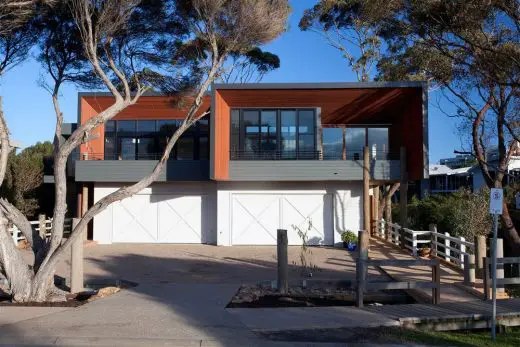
[10,216,73,246]
[375,219,474,270]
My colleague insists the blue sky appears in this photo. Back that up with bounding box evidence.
[0,0,461,164]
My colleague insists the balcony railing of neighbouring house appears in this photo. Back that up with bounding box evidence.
[230,150,399,161]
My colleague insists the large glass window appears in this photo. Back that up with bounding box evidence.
[322,128,343,160]
[368,128,389,159]
[230,109,316,160]
[103,118,208,160]
[345,128,366,160]
[243,110,260,155]
[280,110,297,159]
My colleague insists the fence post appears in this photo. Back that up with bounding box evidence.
[475,235,486,279]
[411,230,418,257]
[356,229,369,308]
[444,232,451,262]
[464,254,476,286]
[484,257,490,300]
[429,224,437,257]
[277,229,288,294]
[11,225,18,246]
[70,218,84,294]
[460,236,466,269]
[38,214,46,239]
[497,238,504,295]
[432,260,441,305]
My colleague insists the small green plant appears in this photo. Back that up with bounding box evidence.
[341,230,358,244]
[291,217,319,277]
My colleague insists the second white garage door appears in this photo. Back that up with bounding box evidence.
[231,193,333,245]
[111,194,204,243]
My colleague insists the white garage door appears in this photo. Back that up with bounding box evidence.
[111,194,203,243]
[231,193,333,245]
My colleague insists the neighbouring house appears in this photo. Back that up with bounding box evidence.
[45,82,428,246]
[429,145,520,195]
[428,164,473,194]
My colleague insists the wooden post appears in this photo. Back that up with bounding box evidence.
[399,147,408,247]
[484,257,490,300]
[38,214,47,239]
[11,225,18,246]
[444,232,451,262]
[497,238,504,295]
[430,224,438,257]
[70,218,84,294]
[363,147,371,237]
[82,184,89,240]
[277,229,288,294]
[373,186,380,236]
[432,260,441,305]
[412,231,418,257]
[385,186,392,242]
[464,254,476,286]
[460,236,466,269]
[356,229,369,308]
[475,235,487,279]
[399,147,408,228]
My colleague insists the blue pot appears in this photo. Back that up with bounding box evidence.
[347,242,357,251]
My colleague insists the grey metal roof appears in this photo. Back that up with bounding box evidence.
[213,81,426,90]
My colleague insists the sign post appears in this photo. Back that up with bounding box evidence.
[489,188,503,342]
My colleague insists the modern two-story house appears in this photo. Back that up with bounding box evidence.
[62,82,428,246]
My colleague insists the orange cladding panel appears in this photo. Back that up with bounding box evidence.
[79,95,211,159]
[213,91,230,180]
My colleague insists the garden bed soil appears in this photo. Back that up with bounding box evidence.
[0,282,134,307]
[227,283,416,308]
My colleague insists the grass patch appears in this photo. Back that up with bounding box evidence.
[380,327,520,346]
[260,326,520,346]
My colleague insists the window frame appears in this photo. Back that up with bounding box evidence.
[104,117,209,160]
[230,108,317,159]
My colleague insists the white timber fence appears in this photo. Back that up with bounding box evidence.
[9,215,73,246]
[375,219,475,271]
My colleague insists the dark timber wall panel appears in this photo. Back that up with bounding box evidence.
[75,160,209,182]
[228,160,400,181]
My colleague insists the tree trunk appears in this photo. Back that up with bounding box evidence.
[501,202,520,254]
[0,216,33,302]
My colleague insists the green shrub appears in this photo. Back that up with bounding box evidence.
[341,230,358,244]
[392,188,492,239]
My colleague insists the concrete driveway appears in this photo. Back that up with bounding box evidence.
[3,244,393,346]
[50,243,384,286]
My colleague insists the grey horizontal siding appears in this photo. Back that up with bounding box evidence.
[75,160,210,182]
[228,160,400,181]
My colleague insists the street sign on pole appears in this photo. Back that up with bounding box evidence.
[490,188,504,215]
[489,188,503,342]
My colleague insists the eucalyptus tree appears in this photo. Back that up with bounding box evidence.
[369,0,520,251]
[0,0,290,302]
[300,0,401,222]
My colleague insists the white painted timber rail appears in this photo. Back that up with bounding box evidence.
[375,219,474,270]
[9,217,73,245]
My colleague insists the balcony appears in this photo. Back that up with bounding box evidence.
[228,150,400,181]
[74,153,209,182]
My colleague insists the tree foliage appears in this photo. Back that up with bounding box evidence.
[394,188,492,239]
[0,142,53,218]
[0,0,290,302]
